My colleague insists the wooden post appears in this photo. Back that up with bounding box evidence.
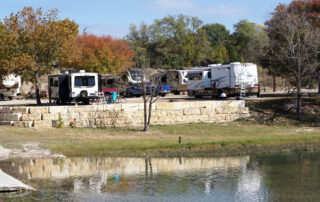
[212,82,217,99]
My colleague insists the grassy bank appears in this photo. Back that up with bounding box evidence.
[0,121,319,157]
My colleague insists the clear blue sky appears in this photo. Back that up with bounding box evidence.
[1,0,293,38]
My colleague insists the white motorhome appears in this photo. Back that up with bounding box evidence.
[0,74,21,100]
[48,70,100,104]
[187,62,259,98]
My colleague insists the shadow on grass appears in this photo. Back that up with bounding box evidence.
[246,97,320,126]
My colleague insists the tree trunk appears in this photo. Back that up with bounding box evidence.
[35,71,41,105]
[147,98,152,126]
[296,81,302,120]
[273,76,276,92]
[318,79,320,94]
[143,95,148,131]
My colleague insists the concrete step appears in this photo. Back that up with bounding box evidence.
[0,169,34,192]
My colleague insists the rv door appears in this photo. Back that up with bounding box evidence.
[59,76,69,100]
[203,71,211,89]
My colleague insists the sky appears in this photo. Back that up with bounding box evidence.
[0,0,293,38]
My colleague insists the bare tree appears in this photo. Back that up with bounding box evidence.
[265,5,320,120]
[138,68,161,132]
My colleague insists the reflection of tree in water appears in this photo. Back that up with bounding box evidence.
[256,153,320,201]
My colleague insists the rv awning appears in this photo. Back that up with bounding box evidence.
[186,71,202,78]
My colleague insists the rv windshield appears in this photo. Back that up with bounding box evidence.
[74,76,95,87]
[129,71,143,81]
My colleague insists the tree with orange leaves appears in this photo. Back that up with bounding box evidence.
[74,35,134,74]
[0,7,79,104]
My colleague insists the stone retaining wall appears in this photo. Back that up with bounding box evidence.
[0,101,249,128]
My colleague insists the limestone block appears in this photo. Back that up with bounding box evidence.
[225,114,240,121]
[0,113,7,120]
[75,119,90,127]
[29,107,48,114]
[11,107,29,114]
[215,107,228,114]
[88,119,96,127]
[48,106,68,114]
[22,113,42,121]
[90,105,105,112]
[0,121,14,126]
[200,108,211,115]
[68,107,83,113]
[79,112,95,119]
[0,107,11,113]
[210,114,226,122]
[124,117,133,124]
[14,121,33,127]
[128,110,144,117]
[121,103,140,111]
[166,110,183,116]
[42,113,58,120]
[155,103,176,110]
[239,107,249,114]
[6,113,22,121]
[153,110,166,117]
[183,108,201,115]
[96,119,110,126]
[172,115,183,122]
[197,115,210,122]
[182,115,194,123]
[33,120,52,128]
[225,107,240,114]
[70,113,80,119]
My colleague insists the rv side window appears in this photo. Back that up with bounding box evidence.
[161,75,166,83]
[49,78,54,87]
[54,80,58,87]
[107,79,114,85]
[208,72,211,78]
[74,76,95,87]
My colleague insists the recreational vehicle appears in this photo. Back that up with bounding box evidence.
[0,74,21,100]
[155,70,189,94]
[187,62,259,98]
[48,70,100,104]
[100,69,144,95]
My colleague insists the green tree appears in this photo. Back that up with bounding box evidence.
[229,20,268,63]
[127,15,210,69]
[1,7,79,104]
[202,23,230,64]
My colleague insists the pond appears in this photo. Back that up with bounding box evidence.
[0,152,319,201]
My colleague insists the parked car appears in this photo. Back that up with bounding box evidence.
[125,83,171,98]
[146,83,170,97]
[125,86,142,97]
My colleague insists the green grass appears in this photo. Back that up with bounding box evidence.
[0,121,319,157]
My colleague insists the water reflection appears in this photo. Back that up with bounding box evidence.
[0,153,319,201]
[3,156,250,179]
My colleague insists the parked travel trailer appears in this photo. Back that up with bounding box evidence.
[126,68,144,85]
[0,74,21,100]
[187,62,259,98]
[100,69,144,95]
[155,70,189,94]
[48,70,100,104]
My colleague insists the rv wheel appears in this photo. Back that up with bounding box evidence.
[80,90,88,98]
[8,96,13,100]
